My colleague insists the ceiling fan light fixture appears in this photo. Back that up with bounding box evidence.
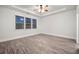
[35,5,48,13]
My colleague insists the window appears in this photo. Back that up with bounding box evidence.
[32,19,37,29]
[25,17,31,29]
[15,15,37,29]
[15,15,24,29]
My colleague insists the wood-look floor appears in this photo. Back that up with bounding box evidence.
[0,34,77,54]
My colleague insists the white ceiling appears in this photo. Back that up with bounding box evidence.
[1,5,76,17]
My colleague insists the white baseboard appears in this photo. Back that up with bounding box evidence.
[0,33,40,42]
[41,33,76,40]
[0,33,76,42]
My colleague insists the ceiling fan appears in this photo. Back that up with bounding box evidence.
[33,5,48,13]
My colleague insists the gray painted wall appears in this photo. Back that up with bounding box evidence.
[0,7,40,41]
[41,9,76,39]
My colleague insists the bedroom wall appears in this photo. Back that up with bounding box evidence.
[40,9,76,39]
[0,6,40,42]
[0,10,3,39]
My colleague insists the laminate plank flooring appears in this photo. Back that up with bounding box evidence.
[0,34,77,54]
